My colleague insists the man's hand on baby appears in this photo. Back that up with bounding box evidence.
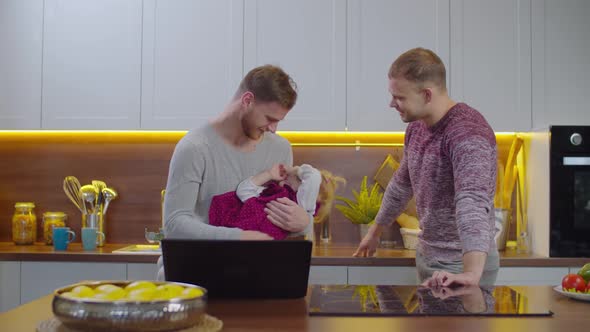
[265,197,309,233]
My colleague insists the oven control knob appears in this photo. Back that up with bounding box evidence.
[570,133,583,146]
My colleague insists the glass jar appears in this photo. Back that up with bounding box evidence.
[42,212,67,245]
[12,202,37,245]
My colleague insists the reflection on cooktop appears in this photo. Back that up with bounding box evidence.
[308,285,553,317]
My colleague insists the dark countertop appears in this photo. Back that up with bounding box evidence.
[0,242,587,267]
[1,286,589,332]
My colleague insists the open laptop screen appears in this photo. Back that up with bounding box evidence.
[161,239,312,299]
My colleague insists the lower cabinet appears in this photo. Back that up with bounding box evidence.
[124,264,350,285]
[20,262,127,305]
[0,261,21,312]
[127,263,159,280]
[309,266,348,285]
[0,261,581,313]
[495,267,568,286]
[347,266,418,285]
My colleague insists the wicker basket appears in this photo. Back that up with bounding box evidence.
[400,228,420,250]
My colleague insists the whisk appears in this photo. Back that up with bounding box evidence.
[63,176,84,213]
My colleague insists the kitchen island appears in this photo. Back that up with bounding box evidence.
[0,286,587,331]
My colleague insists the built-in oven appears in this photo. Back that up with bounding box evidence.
[550,125,590,257]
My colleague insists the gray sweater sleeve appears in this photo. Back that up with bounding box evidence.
[163,139,241,240]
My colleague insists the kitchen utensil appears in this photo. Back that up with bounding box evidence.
[52,280,207,332]
[102,187,117,214]
[63,176,84,213]
[80,185,98,214]
[92,180,107,211]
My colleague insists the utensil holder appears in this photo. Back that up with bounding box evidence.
[82,212,106,247]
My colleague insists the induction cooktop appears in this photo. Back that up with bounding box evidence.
[308,285,553,317]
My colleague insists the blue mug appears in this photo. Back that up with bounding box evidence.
[81,227,105,251]
[53,227,76,251]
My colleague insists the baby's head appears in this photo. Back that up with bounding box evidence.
[314,170,346,224]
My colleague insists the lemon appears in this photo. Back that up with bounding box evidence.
[70,285,95,298]
[94,284,126,300]
[125,281,157,293]
[127,288,156,301]
[154,284,184,300]
[177,287,204,299]
[61,292,80,299]
[92,293,117,301]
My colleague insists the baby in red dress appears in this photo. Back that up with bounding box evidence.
[209,164,344,239]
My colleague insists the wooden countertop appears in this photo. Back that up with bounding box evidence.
[0,242,587,267]
[1,286,589,331]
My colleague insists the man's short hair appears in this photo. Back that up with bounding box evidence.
[388,48,447,91]
[236,65,298,110]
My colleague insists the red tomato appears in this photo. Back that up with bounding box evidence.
[562,274,586,292]
[586,282,590,294]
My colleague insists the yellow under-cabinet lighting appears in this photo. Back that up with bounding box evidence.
[0,130,518,147]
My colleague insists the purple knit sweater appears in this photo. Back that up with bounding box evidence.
[376,103,497,263]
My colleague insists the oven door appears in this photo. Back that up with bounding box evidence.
[550,155,590,257]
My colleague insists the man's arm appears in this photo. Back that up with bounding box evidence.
[164,139,242,240]
[353,145,414,257]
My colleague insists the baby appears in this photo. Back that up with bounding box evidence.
[209,164,344,239]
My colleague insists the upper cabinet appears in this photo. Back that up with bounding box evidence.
[449,0,532,132]
[532,0,590,128]
[243,0,346,131]
[41,0,142,129]
[140,0,244,130]
[346,0,450,131]
[1,1,588,131]
[0,0,43,129]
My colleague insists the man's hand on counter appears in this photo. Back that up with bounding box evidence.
[353,223,384,257]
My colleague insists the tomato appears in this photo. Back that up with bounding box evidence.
[586,282,590,294]
[562,273,586,292]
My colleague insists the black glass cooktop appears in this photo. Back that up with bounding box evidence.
[308,285,553,317]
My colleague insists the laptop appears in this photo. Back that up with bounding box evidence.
[161,239,312,299]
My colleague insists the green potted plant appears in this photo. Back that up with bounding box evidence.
[335,176,383,238]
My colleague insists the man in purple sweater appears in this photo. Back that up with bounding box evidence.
[354,48,499,286]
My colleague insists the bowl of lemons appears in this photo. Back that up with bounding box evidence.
[52,280,206,332]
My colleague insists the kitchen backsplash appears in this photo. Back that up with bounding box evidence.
[0,131,518,246]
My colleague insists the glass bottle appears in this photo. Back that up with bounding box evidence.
[42,212,67,245]
[12,202,37,245]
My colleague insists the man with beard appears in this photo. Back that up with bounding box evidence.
[354,48,499,287]
[156,66,311,279]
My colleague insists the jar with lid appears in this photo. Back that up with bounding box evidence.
[12,202,37,245]
[42,212,67,245]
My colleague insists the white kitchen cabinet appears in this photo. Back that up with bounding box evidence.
[0,0,43,129]
[531,0,590,127]
[346,0,450,131]
[309,266,347,285]
[347,266,418,285]
[127,263,159,281]
[495,267,567,286]
[140,0,244,130]
[450,0,532,132]
[41,0,142,129]
[20,262,126,304]
[243,0,346,131]
[0,261,21,312]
